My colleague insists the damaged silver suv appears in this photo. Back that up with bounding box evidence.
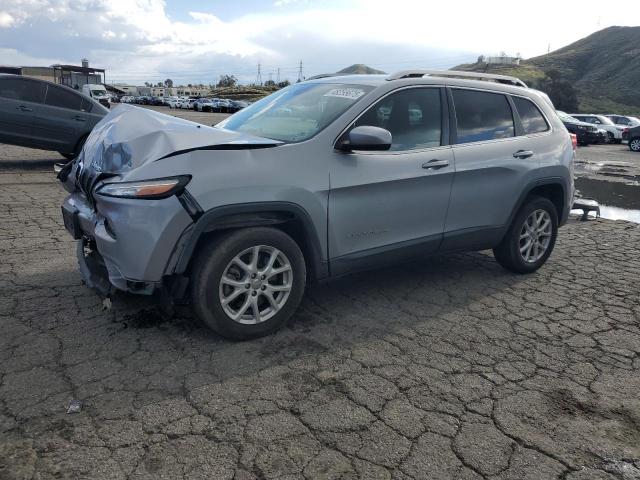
[59,70,574,339]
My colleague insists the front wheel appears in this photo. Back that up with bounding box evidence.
[630,138,640,152]
[191,227,306,340]
[493,196,558,274]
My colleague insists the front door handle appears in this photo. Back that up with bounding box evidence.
[513,150,534,159]
[17,105,32,112]
[422,159,449,170]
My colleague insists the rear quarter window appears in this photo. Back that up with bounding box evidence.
[452,89,515,144]
[45,84,82,110]
[512,96,549,135]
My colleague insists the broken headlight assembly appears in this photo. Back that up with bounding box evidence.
[95,176,191,199]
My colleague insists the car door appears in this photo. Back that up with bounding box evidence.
[0,76,43,147]
[32,84,87,152]
[443,88,538,250]
[328,86,454,274]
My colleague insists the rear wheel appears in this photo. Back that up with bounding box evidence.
[630,138,640,152]
[191,227,306,340]
[605,132,614,144]
[493,196,558,274]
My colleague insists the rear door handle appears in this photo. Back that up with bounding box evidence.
[17,105,32,112]
[422,159,450,170]
[513,150,534,159]
[72,115,86,122]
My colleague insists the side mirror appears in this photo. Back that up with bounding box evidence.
[339,126,392,152]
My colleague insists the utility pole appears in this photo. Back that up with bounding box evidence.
[256,63,262,86]
[276,68,281,84]
[268,72,273,84]
[297,60,304,83]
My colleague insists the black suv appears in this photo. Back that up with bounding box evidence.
[556,111,598,146]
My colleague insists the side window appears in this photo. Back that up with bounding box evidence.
[45,85,82,110]
[0,77,43,103]
[81,98,94,113]
[512,96,549,135]
[452,89,514,144]
[353,88,442,151]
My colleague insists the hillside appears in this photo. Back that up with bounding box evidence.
[337,64,386,75]
[455,26,640,114]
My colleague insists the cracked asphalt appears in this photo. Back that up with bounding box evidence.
[1,165,640,479]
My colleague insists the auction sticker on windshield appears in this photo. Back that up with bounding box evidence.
[323,88,367,100]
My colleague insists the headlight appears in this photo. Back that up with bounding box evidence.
[96,176,191,199]
[577,125,586,130]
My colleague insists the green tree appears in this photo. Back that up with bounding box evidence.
[217,75,238,88]
[277,80,291,88]
[164,78,173,88]
[539,69,579,112]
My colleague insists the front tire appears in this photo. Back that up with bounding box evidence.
[191,227,306,340]
[493,196,558,274]
[630,138,640,152]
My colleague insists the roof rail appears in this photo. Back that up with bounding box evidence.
[387,70,528,88]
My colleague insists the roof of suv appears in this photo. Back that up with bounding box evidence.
[304,70,538,98]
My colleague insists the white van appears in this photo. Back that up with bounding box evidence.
[82,84,110,108]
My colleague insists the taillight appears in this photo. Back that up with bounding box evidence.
[569,133,578,151]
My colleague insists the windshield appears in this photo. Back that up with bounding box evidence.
[217,83,374,142]
[595,116,614,125]
[92,89,107,96]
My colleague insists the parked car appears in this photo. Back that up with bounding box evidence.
[570,114,625,143]
[228,100,249,113]
[181,98,197,110]
[556,111,599,145]
[212,98,232,113]
[166,97,180,108]
[605,115,640,128]
[149,96,165,106]
[0,74,108,159]
[622,125,640,152]
[59,70,574,340]
[194,98,213,112]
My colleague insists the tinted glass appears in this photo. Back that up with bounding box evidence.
[45,85,82,110]
[512,96,549,134]
[0,77,43,103]
[218,83,374,142]
[353,88,442,151]
[453,89,514,144]
[81,98,94,112]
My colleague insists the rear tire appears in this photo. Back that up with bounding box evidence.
[191,227,306,340]
[630,138,640,152]
[493,196,558,274]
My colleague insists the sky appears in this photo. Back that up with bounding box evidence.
[0,0,638,86]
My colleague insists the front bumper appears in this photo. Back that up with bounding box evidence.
[576,130,599,144]
[62,190,193,295]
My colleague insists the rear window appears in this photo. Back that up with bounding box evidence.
[45,84,82,110]
[512,96,549,134]
[0,77,43,103]
[452,89,515,144]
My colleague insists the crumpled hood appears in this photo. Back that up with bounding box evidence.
[79,104,281,174]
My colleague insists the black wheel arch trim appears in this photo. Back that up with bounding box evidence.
[171,201,328,281]
[504,177,569,233]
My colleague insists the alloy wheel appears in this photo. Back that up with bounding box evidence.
[519,209,552,263]
[218,245,293,324]
[630,139,640,152]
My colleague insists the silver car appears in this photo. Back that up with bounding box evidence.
[59,70,574,339]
